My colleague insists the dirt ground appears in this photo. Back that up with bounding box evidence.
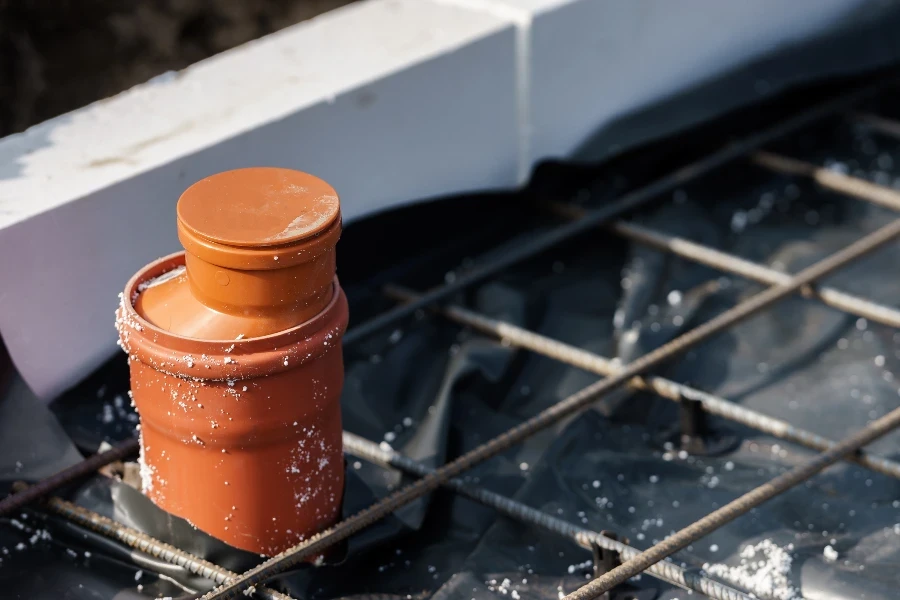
[0,0,356,137]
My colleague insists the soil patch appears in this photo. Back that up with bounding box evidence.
[0,0,356,136]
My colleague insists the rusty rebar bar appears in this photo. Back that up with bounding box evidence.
[563,404,900,600]
[10,482,293,600]
[549,202,900,328]
[202,213,900,599]
[11,436,750,600]
[751,150,900,211]
[0,436,139,518]
[851,111,900,139]
[383,284,900,480]
[342,83,882,347]
[341,432,753,600]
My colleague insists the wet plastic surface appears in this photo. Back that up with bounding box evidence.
[141,168,342,340]
[6,93,900,598]
[116,169,348,556]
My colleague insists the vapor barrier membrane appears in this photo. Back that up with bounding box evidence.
[5,90,900,599]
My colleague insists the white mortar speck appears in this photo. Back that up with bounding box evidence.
[703,539,800,600]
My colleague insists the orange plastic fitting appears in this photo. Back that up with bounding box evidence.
[115,168,348,556]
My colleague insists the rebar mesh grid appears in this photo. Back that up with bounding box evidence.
[6,76,900,600]
[9,482,294,600]
[199,79,900,599]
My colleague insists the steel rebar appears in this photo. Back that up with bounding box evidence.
[341,432,753,600]
[751,150,900,211]
[10,482,293,600]
[563,404,900,600]
[8,437,749,600]
[342,83,882,347]
[0,436,139,518]
[202,213,900,599]
[549,202,900,328]
[851,111,900,139]
[383,284,900,480]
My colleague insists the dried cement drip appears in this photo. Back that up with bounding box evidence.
[137,434,154,494]
[703,539,800,600]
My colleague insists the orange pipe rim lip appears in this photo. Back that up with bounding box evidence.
[118,251,348,354]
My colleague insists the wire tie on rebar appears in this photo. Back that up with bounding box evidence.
[676,397,737,457]
[590,531,658,600]
[591,531,620,600]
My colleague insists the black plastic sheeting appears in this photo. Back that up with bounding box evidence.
[7,84,900,600]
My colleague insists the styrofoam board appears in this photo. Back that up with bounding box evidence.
[0,0,519,400]
[436,0,871,162]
